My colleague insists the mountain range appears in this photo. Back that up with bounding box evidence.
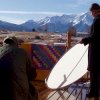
[0,12,93,33]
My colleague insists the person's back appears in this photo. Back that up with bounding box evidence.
[0,44,13,100]
[0,36,38,100]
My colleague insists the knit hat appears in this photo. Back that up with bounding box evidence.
[90,3,100,11]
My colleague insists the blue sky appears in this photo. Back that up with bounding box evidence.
[0,0,99,24]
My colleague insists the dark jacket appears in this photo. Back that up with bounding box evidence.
[81,14,100,72]
[0,44,37,100]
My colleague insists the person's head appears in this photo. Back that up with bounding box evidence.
[3,36,18,45]
[3,36,24,46]
[90,3,100,17]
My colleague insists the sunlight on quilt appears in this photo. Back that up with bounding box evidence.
[32,44,66,69]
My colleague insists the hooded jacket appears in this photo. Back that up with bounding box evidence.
[0,36,37,100]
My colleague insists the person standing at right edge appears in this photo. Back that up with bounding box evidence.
[79,3,100,100]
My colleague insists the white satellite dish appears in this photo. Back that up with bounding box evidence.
[46,44,88,89]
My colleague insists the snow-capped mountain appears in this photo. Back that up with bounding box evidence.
[20,12,93,33]
[0,12,93,33]
[72,12,93,32]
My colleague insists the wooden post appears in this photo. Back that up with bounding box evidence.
[66,31,72,50]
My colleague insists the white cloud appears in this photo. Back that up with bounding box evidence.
[0,10,64,15]
[0,10,65,24]
[0,15,25,24]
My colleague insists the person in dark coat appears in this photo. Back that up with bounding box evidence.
[0,36,38,100]
[80,3,100,99]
